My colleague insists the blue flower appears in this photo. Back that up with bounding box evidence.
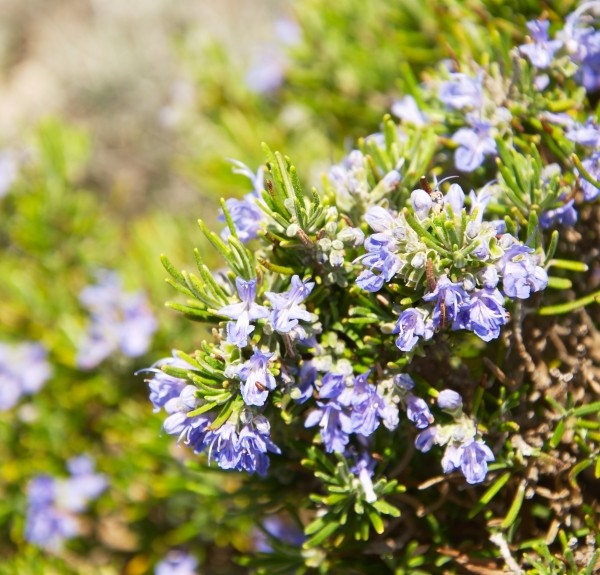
[204,422,240,470]
[57,457,107,514]
[0,342,52,411]
[566,118,600,148]
[234,349,276,407]
[405,394,434,429]
[218,278,269,348]
[540,198,578,228]
[452,120,497,172]
[155,550,198,575]
[349,372,388,437]
[292,361,316,403]
[220,161,266,243]
[415,426,439,452]
[437,389,463,412]
[221,197,264,243]
[519,20,563,68]
[254,515,305,552]
[455,288,508,342]
[305,400,353,453]
[77,271,157,369]
[393,308,433,352]
[141,352,193,413]
[439,72,483,110]
[578,152,600,201]
[561,4,600,92]
[442,439,495,484]
[350,451,378,503]
[163,385,212,449]
[479,266,499,289]
[236,415,281,476]
[423,275,470,329]
[25,458,106,552]
[391,95,428,126]
[356,206,405,291]
[318,371,350,403]
[499,242,548,299]
[25,478,79,552]
[444,183,466,214]
[265,275,315,334]
[410,189,433,220]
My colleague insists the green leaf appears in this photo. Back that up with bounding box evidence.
[468,471,511,518]
[500,479,527,529]
[371,499,401,518]
[303,520,339,548]
[538,290,600,315]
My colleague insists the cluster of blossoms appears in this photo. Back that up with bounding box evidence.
[143,5,600,519]
[519,1,600,93]
[0,341,52,411]
[25,456,106,552]
[77,270,157,369]
[415,389,494,485]
[357,182,548,350]
[144,350,281,476]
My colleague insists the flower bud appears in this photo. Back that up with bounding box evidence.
[437,389,463,413]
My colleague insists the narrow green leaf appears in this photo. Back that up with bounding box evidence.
[303,521,339,548]
[572,401,600,417]
[538,290,600,315]
[161,254,186,284]
[501,479,527,529]
[547,276,572,290]
[549,419,566,448]
[468,472,511,518]
[572,153,600,191]
[367,509,385,534]
[548,259,589,272]
[371,499,401,518]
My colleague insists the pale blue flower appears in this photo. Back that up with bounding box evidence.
[393,308,433,352]
[411,189,433,220]
[236,415,281,475]
[163,385,212,449]
[265,275,314,334]
[391,95,428,126]
[305,400,353,453]
[439,72,483,110]
[423,275,470,329]
[519,20,563,68]
[25,458,106,552]
[452,121,497,172]
[349,372,388,437]
[442,439,495,484]
[155,551,198,575]
[405,394,434,429]
[454,288,508,342]
[218,278,269,348]
[234,349,276,407]
[540,198,578,228]
[499,242,548,299]
[0,342,52,411]
[566,118,600,147]
[77,271,157,369]
[579,151,600,201]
